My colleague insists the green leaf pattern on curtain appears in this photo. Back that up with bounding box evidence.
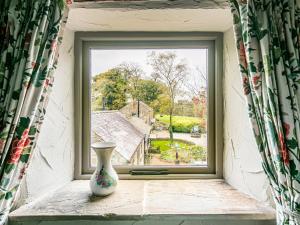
[0,0,71,223]
[229,0,300,224]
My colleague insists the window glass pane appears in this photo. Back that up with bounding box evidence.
[90,49,208,167]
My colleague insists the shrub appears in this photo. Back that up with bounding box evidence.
[148,147,161,154]
[155,115,206,133]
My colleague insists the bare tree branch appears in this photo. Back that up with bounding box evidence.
[148,51,188,142]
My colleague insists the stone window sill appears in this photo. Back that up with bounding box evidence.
[9,180,275,225]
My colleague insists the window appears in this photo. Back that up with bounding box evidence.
[75,32,223,179]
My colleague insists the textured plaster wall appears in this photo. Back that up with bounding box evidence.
[19,28,75,203]
[67,8,232,32]
[223,28,273,204]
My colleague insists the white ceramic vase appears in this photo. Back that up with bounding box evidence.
[90,142,118,196]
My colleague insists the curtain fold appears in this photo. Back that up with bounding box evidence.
[0,0,71,223]
[229,0,300,224]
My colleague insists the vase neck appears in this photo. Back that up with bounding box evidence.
[94,147,113,170]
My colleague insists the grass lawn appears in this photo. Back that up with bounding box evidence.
[150,139,206,163]
[151,139,194,151]
[155,115,205,133]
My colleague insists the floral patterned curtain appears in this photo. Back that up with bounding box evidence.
[0,0,71,223]
[229,0,300,224]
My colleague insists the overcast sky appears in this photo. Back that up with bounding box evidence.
[90,49,208,99]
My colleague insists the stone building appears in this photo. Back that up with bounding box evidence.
[120,100,154,125]
[91,111,148,165]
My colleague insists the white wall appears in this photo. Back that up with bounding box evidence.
[223,28,273,204]
[18,28,75,203]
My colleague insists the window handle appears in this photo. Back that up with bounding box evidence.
[130,170,169,175]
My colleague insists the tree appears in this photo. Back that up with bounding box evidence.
[154,93,171,114]
[135,79,162,104]
[148,51,188,142]
[117,62,173,114]
[92,69,127,110]
[91,72,106,111]
[185,66,207,99]
[185,66,207,120]
[118,62,144,101]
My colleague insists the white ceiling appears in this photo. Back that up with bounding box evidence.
[67,8,233,32]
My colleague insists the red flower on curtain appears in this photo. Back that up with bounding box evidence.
[51,40,57,51]
[252,75,260,90]
[282,122,290,136]
[24,33,32,49]
[0,139,5,152]
[243,76,250,95]
[18,166,27,180]
[45,78,50,87]
[279,132,289,165]
[239,42,247,69]
[0,26,6,37]
[8,129,30,164]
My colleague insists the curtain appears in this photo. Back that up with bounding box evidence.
[229,0,300,224]
[0,0,71,223]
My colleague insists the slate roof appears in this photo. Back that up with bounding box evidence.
[128,116,152,135]
[91,111,144,162]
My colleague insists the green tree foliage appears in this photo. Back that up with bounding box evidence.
[134,80,171,114]
[92,64,171,113]
[150,94,170,114]
[135,80,165,105]
[91,59,182,115]
[92,69,127,110]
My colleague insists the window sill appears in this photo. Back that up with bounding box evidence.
[9,180,275,225]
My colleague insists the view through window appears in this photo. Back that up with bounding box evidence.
[90,49,208,167]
